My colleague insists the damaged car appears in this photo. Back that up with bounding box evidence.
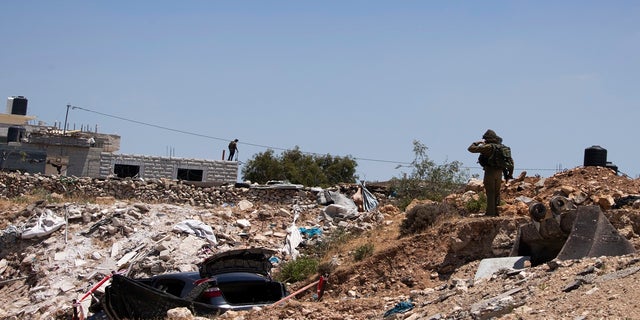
[94,248,288,319]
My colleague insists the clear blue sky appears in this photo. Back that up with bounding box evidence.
[2,1,639,181]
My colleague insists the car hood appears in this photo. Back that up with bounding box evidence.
[198,248,276,278]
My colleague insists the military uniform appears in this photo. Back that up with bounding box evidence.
[468,129,504,216]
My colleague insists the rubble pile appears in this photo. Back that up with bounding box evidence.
[2,166,640,319]
[245,166,640,319]
[0,172,389,319]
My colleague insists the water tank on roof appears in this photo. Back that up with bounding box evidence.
[6,96,28,115]
[606,162,618,174]
[583,145,607,167]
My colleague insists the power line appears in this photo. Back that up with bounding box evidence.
[70,105,563,172]
[70,105,413,165]
[462,166,559,172]
[72,105,229,143]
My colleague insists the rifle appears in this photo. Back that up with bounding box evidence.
[503,169,514,182]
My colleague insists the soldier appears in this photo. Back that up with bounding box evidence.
[468,129,513,216]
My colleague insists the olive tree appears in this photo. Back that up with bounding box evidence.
[242,146,358,187]
[390,140,469,209]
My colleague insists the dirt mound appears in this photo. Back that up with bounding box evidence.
[329,216,525,295]
[245,166,640,319]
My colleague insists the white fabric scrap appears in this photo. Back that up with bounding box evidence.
[173,219,217,245]
[282,223,303,260]
[21,209,66,239]
[281,205,303,259]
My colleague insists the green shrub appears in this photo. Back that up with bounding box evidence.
[241,147,358,187]
[353,243,374,261]
[399,203,458,237]
[390,140,469,211]
[464,192,487,213]
[275,256,319,283]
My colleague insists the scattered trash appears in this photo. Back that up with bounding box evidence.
[383,299,414,318]
[269,256,281,264]
[0,225,21,244]
[173,220,217,245]
[281,205,303,259]
[360,182,379,212]
[299,227,322,238]
[317,190,334,206]
[21,209,66,239]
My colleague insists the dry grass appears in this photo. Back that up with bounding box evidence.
[0,198,26,229]
[93,196,117,205]
[319,212,405,267]
[352,214,404,253]
[0,198,17,210]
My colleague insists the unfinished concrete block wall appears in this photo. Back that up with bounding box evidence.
[46,146,103,177]
[98,153,238,184]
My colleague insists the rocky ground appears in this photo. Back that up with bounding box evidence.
[1,166,640,320]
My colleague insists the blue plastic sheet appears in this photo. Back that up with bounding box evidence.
[299,227,323,237]
[361,182,379,212]
[383,300,414,318]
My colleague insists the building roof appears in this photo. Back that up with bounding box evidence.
[0,113,36,126]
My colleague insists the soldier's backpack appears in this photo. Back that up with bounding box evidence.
[479,143,514,172]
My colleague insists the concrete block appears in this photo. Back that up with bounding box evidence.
[474,256,530,281]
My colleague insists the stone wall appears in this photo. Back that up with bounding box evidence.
[0,171,389,211]
[0,171,314,207]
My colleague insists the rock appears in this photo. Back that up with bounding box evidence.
[236,219,251,229]
[596,195,615,210]
[238,200,254,211]
[166,307,194,319]
[466,178,484,192]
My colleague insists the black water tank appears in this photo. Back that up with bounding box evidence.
[6,96,28,115]
[606,162,618,174]
[584,145,607,167]
[7,126,25,142]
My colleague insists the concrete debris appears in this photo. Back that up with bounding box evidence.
[3,166,640,319]
[469,287,524,318]
[0,172,385,319]
[474,256,530,281]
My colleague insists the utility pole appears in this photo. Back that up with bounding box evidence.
[63,104,71,135]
